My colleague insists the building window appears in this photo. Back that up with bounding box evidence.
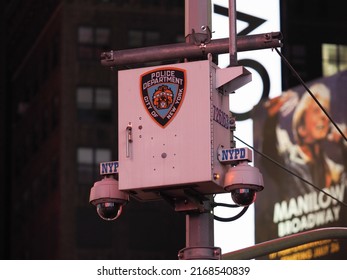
[322,44,347,77]
[77,86,112,122]
[77,147,93,184]
[79,26,93,44]
[77,26,111,60]
[95,87,112,121]
[128,29,160,48]
[77,147,112,184]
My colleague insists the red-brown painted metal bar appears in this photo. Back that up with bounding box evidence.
[100,32,283,67]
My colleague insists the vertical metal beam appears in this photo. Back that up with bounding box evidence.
[179,205,221,260]
[185,208,215,248]
[184,0,214,248]
[180,0,219,260]
[228,0,237,66]
[185,0,211,38]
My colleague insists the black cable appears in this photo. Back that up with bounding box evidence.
[274,47,347,142]
[213,206,249,222]
[212,202,240,208]
[234,135,347,208]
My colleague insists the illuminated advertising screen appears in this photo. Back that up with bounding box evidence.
[253,71,347,259]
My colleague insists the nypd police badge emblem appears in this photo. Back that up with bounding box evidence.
[141,67,186,128]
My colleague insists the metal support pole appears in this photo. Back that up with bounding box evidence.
[228,0,237,66]
[185,211,214,247]
[177,0,220,260]
[178,206,221,260]
[185,0,211,39]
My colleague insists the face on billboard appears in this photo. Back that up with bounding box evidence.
[300,99,330,143]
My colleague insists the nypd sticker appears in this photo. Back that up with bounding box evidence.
[141,67,186,128]
[218,147,253,164]
[100,161,119,175]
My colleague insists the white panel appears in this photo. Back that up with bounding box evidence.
[118,61,213,198]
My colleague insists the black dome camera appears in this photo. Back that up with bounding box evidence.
[224,161,264,206]
[90,177,129,221]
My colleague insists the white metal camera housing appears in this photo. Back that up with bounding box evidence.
[224,161,264,206]
[117,60,251,201]
[218,147,264,206]
[89,176,129,221]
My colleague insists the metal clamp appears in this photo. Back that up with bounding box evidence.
[178,246,222,260]
[187,26,212,47]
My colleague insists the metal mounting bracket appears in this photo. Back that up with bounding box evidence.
[178,246,222,260]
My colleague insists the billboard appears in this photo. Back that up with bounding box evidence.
[253,71,347,259]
